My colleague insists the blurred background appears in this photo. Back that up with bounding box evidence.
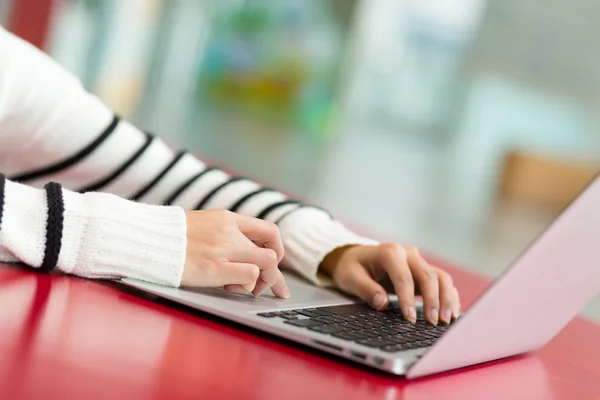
[3,0,599,319]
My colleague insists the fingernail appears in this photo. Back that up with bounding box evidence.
[453,309,460,320]
[373,293,387,309]
[428,308,439,325]
[442,309,452,324]
[408,306,417,323]
[283,285,291,299]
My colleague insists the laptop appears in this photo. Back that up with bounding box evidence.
[121,174,600,378]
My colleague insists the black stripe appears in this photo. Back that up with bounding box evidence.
[162,167,218,206]
[39,182,64,273]
[77,133,154,193]
[274,204,303,224]
[0,174,5,233]
[256,200,302,220]
[228,187,276,213]
[9,115,120,182]
[130,151,187,201]
[194,177,248,210]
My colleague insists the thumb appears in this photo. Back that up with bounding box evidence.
[339,264,389,310]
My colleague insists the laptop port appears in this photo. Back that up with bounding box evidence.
[312,340,343,352]
[350,351,366,360]
[373,357,385,366]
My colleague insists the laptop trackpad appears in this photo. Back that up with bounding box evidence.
[121,271,356,313]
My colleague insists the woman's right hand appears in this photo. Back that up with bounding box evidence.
[181,210,289,299]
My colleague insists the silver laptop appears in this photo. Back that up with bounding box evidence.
[122,174,600,378]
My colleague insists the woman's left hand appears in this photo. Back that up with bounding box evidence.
[320,243,460,325]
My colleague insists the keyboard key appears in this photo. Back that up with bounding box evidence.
[419,332,439,340]
[411,333,430,340]
[279,314,300,320]
[279,311,298,315]
[284,319,324,328]
[308,325,348,334]
[391,326,412,334]
[332,331,362,341]
[296,309,323,318]
[370,329,391,338]
[400,323,418,330]
[353,330,380,340]
[412,341,430,349]
[385,335,413,344]
[257,312,278,318]
[318,304,372,314]
[314,317,338,325]
[345,323,366,330]
[332,316,351,323]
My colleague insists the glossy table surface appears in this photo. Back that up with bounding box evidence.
[1,259,599,400]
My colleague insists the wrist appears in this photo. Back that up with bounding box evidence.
[319,245,359,277]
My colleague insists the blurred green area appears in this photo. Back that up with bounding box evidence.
[195,1,344,137]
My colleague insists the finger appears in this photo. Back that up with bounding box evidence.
[235,215,284,263]
[338,262,389,310]
[183,261,260,290]
[251,269,290,299]
[271,270,290,299]
[436,269,455,325]
[214,262,260,291]
[452,287,461,320]
[407,249,440,325]
[224,284,248,294]
[227,246,280,290]
[378,244,417,322]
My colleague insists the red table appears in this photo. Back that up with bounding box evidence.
[1,259,599,400]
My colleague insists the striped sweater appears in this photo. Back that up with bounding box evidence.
[0,26,376,287]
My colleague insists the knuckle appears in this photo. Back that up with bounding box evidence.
[420,268,438,283]
[439,270,453,284]
[265,220,279,234]
[405,245,419,256]
[216,208,233,216]
[214,209,234,221]
[262,248,278,265]
[379,242,405,257]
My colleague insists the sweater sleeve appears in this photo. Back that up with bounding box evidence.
[0,175,186,285]
[0,26,377,286]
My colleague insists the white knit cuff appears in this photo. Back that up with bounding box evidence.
[60,190,186,286]
[277,208,378,286]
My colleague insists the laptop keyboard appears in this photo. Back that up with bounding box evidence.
[257,303,452,353]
